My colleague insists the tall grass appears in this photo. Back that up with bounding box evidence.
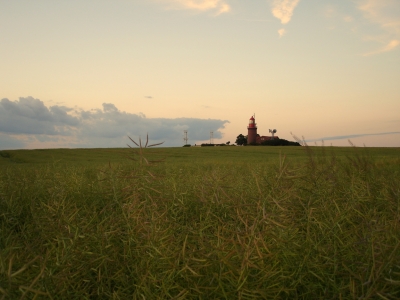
[0,142,399,299]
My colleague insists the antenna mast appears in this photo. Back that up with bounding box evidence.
[183,130,188,145]
[210,131,214,144]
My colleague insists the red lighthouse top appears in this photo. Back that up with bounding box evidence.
[248,115,257,129]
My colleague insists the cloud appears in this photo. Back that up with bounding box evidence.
[0,97,229,149]
[343,15,354,22]
[163,0,230,15]
[102,103,118,112]
[324,6,353,22]
[236,18,274,23]
[357,0,400,55]
[363,39,400,56]
[0,134,25,150]
[358,0,400,32]
[0,97,79,135]
[270,0,300,24]
[323,5,336,19]
[278,28,286,37]
[305,131,400,143]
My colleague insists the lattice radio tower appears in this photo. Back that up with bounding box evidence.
[210,131,214,144]
[183,130,188,145]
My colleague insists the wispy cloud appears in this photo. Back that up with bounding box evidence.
[0,97,229,149]
[357,0,400,55]
[278,28,286,37]
[323,5,336,19]
[343,15,354,23]
[324,6,354,22]
[305,131,400,143]
[363,39,400,56]
[236,18,273,23]
[162,0,230,15]
[270,0,300,24]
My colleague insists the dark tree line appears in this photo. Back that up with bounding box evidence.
[235,134,300,146]
[261,139,301,146]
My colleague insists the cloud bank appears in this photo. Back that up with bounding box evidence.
[0,97,229,149]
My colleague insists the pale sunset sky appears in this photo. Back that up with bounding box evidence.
[1,0,399,149]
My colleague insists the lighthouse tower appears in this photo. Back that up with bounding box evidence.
[247,115,257,144]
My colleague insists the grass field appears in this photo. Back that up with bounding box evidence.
[1,143,400,299]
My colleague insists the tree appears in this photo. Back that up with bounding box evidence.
[235,134,247,146]
[226,141,230,145]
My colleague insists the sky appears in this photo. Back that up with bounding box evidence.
[1,0,399,149]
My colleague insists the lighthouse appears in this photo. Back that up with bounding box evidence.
[247,115,257,144]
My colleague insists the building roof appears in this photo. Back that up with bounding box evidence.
[257,136,280,142]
